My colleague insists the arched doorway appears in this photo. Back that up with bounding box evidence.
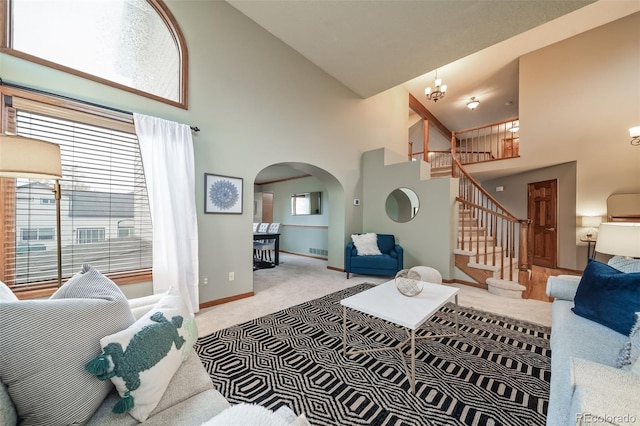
[253,162,345,269]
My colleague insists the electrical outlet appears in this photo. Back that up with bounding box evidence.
[203,277,208,286]
[228,272,235,281]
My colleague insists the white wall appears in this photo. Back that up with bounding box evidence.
[520,12,640,216]
[0,1,409,303]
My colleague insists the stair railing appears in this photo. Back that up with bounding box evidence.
[425,150,452,168]
[452,144,530,284]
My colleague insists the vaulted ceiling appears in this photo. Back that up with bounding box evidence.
[233,1,640,183]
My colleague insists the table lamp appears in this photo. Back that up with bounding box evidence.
[581,216,602,239]
[0,135,63,286]
[595,222,640,258]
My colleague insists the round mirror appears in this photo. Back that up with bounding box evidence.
[385,187,420,223]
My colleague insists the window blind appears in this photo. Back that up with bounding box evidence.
[1,96,152,288]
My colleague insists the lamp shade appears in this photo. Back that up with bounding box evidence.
[0,135,62,179]
[581,216,602,228]
[595,222,640,258]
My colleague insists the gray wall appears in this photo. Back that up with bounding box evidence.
[482,162,578,269]
[362,149,458,279]
[257,176,329,258]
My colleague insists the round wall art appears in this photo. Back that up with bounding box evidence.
[204,173,243,214]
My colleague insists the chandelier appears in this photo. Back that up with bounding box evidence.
[630,126,640,146]
[425,69,447,102]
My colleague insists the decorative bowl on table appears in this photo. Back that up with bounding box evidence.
[395,269,424,297]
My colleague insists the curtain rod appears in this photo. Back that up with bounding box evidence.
[0,78,200,133]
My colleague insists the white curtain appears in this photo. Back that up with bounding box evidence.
[134,113,199,313]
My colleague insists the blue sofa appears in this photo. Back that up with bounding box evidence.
[546,273,640,425]
[345,234,403,279]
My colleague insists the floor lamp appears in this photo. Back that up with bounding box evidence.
[0,135,63,287]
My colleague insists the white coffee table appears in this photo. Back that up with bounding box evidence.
[341,280,459,393]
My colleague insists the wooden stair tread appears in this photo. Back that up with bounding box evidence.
[486,278,526,291]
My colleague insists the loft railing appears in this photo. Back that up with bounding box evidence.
[410,150,452,167]
[408,118,521,171]
[454,118,520,164]
[451,149,530,285]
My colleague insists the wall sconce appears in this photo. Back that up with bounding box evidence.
[630,126,640,146]
[580,215,602,239]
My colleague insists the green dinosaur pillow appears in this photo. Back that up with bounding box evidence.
[86,287,193,422]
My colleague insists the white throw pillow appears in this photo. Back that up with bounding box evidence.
[0,280,17,302]
[85,287,195,422]
[351,233,382,256]
[201,404,310,426]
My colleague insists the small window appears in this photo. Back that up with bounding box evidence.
[19,228,54,241]
[118,220,135,238]
[40,198,55,205]
[118,227,135,238]
[291,192,322,215]
[38,228,55,241]
[6,0,188,107]
[20,228,38,241]
[77,228,106,245]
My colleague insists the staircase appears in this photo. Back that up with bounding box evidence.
[425,136,531,298]
[430,164,452,178]
[454,207,527,298]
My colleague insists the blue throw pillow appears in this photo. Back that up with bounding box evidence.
[573,259,640,335]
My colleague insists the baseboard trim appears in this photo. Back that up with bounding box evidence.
[444,278,488,290]
[280,250,328,261]
[200,291,254,309]
[327,265,344,272]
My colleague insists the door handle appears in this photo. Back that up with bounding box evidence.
[545,227,555,231]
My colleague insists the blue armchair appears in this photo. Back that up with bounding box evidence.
[345,233,403,279]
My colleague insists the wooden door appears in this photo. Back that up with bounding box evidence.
[502,138,519,158]
[528,179,558,268]
[261,192,273,223]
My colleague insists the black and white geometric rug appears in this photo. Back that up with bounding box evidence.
[195,283,551,426]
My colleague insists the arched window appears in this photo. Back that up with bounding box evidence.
[4,0,187,108]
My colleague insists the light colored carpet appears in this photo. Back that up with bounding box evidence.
[196,253,552,337]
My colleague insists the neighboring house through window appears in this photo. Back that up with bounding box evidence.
[0,89,153,293]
